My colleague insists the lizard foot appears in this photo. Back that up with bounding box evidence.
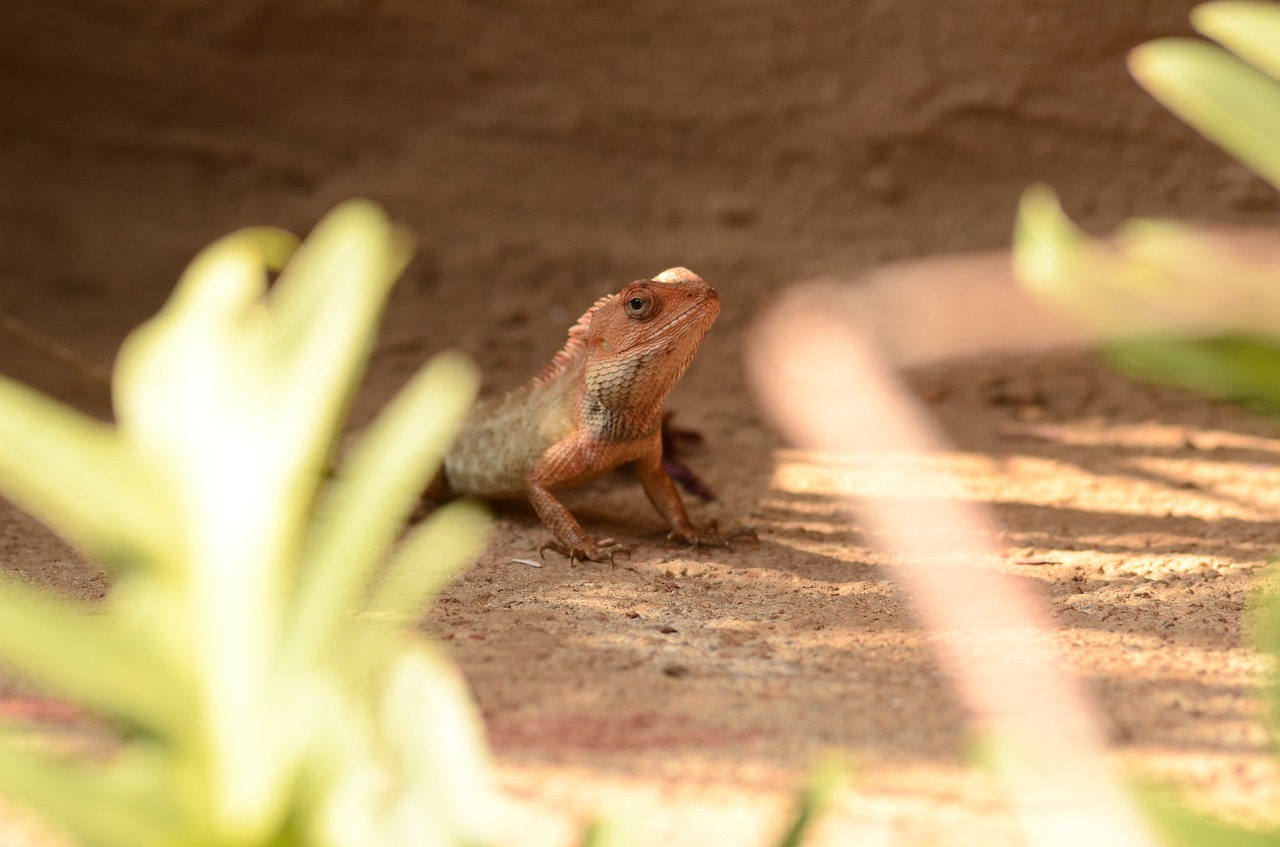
[538,538,632,566]
[667,522,759,551]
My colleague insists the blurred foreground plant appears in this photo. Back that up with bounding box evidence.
[1016,1,1280,410]
[0,201,841,847]
[0,201,494,847]
[1015,2,1280,843]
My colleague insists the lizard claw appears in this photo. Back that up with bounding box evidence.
[725,525,760,550]
[666,522,759,551]
[539,538,631,566]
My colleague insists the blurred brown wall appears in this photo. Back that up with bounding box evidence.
[1,0,1275,406]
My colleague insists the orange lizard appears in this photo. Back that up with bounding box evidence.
[435,267,727,563]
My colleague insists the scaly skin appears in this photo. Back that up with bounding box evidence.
[439,268,722,563]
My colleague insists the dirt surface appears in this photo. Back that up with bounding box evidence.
[5,0,1280,844]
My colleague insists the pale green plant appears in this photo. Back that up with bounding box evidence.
[0,200,843,847]
[1016,1,1280,411]
[0,201,494,847]
[576,756,848,847]
[1014,2,1280,843]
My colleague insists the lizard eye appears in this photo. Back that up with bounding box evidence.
[623,293,655,319]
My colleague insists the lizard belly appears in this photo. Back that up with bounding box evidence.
[445,425,650,498]
[442,387,574,498]
[442,427,539,498]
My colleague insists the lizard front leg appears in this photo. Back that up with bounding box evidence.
[634,444,732,547]
[636,438,757,550]
[526,441,629,564]
[528,481,628,564]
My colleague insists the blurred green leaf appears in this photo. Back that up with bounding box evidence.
[1017,4,1280,844]
[0,746,179,847]
[1193,1,1280,80]
[0,201,494,847]
[579,817,639,847]
[372,645,496,846]
[0,377,171,569]
[1014,185,1280,340]
[364,500,491,627]
[1130,38,1280,189]
[289,350,481,666]
[1246,570,1280,733]
[772,757,849,847]
[1138,787,1280,847]
[0,577,184,735]
[1104,335,1280,410]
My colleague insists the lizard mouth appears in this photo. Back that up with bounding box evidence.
[650,294,720,347]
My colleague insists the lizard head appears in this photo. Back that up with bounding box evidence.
[581,267,721,420]
[590,267,720,364]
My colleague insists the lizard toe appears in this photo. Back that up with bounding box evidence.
[724,525,760,550]
[588,538,631,566]
[538,540,570,561]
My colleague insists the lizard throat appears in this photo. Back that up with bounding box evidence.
[582,346,691,443]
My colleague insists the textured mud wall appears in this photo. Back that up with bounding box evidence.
[1,0,1276,409]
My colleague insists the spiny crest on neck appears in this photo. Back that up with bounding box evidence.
[534,292,614,386]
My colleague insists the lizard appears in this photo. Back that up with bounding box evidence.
[432,267,728,563]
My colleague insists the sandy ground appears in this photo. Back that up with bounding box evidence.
[5,0,1280,844]
[425,344,1280,845]
[6,295,1280,845]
